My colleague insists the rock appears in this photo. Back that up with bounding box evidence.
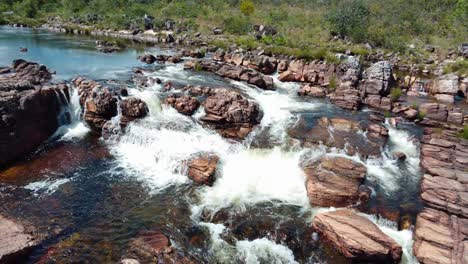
[289,117,385,157]
[0,60,65,167]
[138,54,156,64]
[364,95,392,111]
[124,231,196,263]
[200,88,261,139]
[393,151,407,161]
[0,215,40,261]
[360,61,395,96]
[329,88,361,110]
[187,154,219,186]
[297,84,326,97]
[313,210,403,263]
[212,27,223,35]
[413,208,467,264]
[419,103,448,121]
[403,108,418,120]
[303,156,368,207]
[447,108,463,124]
[165,94,200,116]
[434,94,455,104]
[72,77,118,131]
[431,74,459,95]
[19,47,27,52]
[119,97,148,126]
[96,40,121,53]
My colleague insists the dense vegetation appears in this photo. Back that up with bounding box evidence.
[1,0,467,56]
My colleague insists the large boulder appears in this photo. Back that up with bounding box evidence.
[187,154,219,186]
[72,77,118,132]
[0,60,66,167]
[119,97,149,126]
[360,61,395,96]
[165,94,200,116]
[297,84,326,97]
[313,210,403,263]
[431,74,459,95]
[200,88,261,139]
[303,156,369,207]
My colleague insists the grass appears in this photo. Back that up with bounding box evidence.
[329,75,337,91]
[417,110,426,120]
[193,61,203,72]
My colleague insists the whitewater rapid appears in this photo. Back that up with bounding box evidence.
[101,65,421,263]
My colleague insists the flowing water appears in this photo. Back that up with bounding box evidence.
[0,26,423,263]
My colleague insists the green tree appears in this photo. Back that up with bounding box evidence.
[240,0,254,16]
[325,0,370,42]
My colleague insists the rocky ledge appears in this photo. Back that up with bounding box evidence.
[0,60,68,168]
[313,209,403,263]
[414,126,468,264]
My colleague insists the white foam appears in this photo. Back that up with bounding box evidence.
[236,238,298,264]
[195,148,310,214]
[363,214,418,264]
[24,177,70,196]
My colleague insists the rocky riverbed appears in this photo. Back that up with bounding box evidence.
[0,26,467,264]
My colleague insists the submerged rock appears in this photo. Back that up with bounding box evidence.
[200,88,261,139]
[0,215,41,261]
[124,231,196,264]
[187,154,219,186]
[289,117,386,157]
[303,156,369,207]
[313,209,402,263]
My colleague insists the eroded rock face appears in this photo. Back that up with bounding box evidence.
[138,54,156,64]
[360,61,395,96]
[289,117,387,157]
[431,74,459,103]
[303,156,369,207]
[329,68,361,110]
[187,154,219,186]
[313,210,403,263]
[200,88,261,139]
[413,208,468,264]
[165,94,200,116]
[0,215,40,261]
[0,60,65,167]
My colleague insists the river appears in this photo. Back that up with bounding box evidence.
[0,26,423,263]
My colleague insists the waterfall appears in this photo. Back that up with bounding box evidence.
[51,85,90,141]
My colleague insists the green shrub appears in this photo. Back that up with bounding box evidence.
[194,61,203,72]
[325,0,370,42]
[384,111,392,118]
[417,110,426,120]
[223,16,251,35]
[232,35,256,49]
[458,125,468,140]
[443,60,468,76]
[390,87,403,102]
[240,0,254,16]
[329,75,337,91]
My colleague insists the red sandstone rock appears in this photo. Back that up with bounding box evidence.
[313,209,403,263]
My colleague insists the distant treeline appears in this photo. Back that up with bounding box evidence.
[1,0,467,52]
